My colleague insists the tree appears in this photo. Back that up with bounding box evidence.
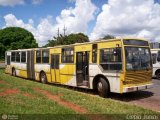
[44,33,89,47]
[44,40,57,47]
[0,27,38,59]
[103,35,115,39]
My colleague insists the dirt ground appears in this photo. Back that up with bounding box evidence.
[33,88,88,113]
[0,89,19,96]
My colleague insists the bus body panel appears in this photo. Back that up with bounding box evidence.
[151,49,160,77]
[89,64,121,93]
[34,64,51,82]
[5,38,153,95]
[60,64,76,85]
[11,62,27,78]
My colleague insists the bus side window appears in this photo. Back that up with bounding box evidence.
[42,50,49,63]
[11,52,16,62]
[21,52,26,63]
[92,44,97,63]
[36,51,41,63]
[157,51,160,62]
[62,48,74,63]
[16,52,20,62]
[100,48,122,70]
[152,54,157,64]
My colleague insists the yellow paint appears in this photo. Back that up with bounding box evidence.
[123,81,152,87]
[60,64,75,75]
[120,72,125,93]
[46,73,52,82]
[98,40,121,49]
[55,70,60,82]
[60,74,67,84]
[75,44,92,52]
[59,64,75,84]
[51,69,56,82]
[35,72,40,81]
[19,70,27,78]
[50,48,61,54]
[51,69,60,83]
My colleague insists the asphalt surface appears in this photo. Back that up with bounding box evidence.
[110,79,160,112]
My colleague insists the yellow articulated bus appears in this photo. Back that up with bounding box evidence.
[5,38,153,97]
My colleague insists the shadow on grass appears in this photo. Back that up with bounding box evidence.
[33,80,154,102]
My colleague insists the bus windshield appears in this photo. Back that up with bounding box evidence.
[125,47,152,70]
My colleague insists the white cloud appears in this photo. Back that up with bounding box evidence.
[3,14,53,46]
[32,0,43,5]
[3,0,97,46]
[0,0,43,6]
[4,14,35,32]
[0,0,24,6]
[90,0,160,42]
[55,0,97,34]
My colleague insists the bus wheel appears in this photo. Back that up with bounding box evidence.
[12,68,16,77]
[156,72,160,80]
[97,78,110,98]
[40,72,47,84]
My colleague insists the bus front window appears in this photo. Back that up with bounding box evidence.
[125,47,151,70]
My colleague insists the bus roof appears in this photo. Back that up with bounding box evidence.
[6,37,148,52]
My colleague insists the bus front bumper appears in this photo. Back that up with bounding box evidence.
[123,83,153,93]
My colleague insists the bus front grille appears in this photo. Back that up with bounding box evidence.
[124,71,152,85]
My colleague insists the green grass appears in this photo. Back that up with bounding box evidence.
[0,69,159,120]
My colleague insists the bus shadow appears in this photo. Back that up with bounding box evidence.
[109,91,154,102]
[23,78,154,102]
[47,82,154,102]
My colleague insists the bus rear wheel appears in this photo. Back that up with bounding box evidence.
[40,72,47,84]
[156,72,160,80]
[12,68,16,77]
[97,78,110,98]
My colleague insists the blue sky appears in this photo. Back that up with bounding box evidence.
[0,0,106,29]
[1,0,160,46]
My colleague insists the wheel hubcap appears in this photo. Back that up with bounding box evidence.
[41,75,45,82]
[13,70,16,76]
[97,82,103,92]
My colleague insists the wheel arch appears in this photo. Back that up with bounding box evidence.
[155,69,160,76]
[92,74,110,92]
[12,67,15,75]
[39,70,45,79]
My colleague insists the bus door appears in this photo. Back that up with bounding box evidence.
[51,54,60,83]
[27,50,35,79]
[76,51,89,86]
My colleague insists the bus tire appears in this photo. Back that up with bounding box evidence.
[97,77,110,98]
[156,71,160,80]
[40,72,47,84]
[12,68,16,77]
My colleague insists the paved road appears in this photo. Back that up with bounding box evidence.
[110,79,160,112]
